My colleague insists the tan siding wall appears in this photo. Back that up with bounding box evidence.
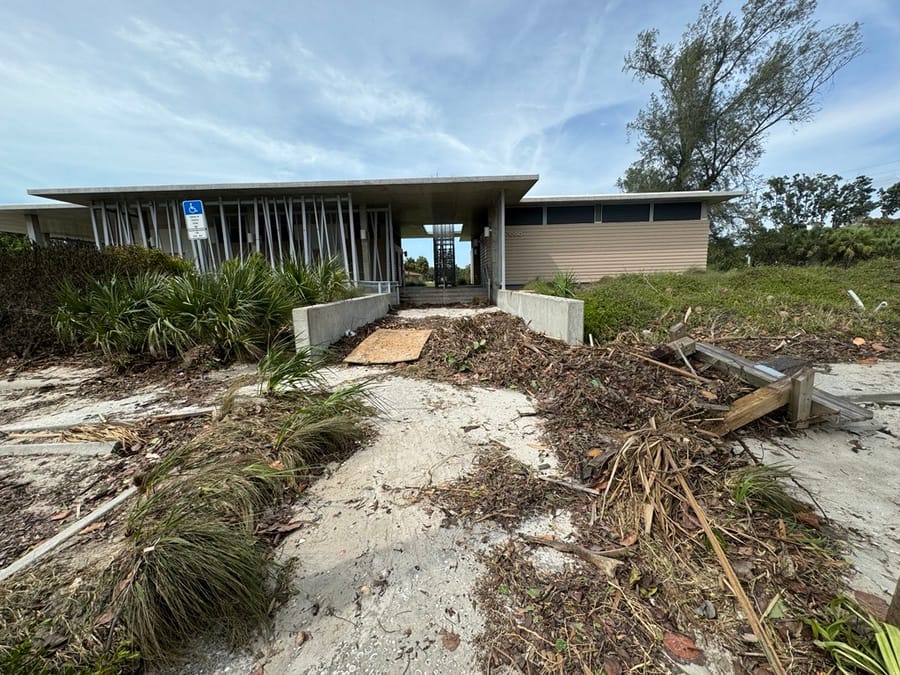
[504,220,709,285]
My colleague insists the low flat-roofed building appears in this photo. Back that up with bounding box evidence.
[0,175,741,298]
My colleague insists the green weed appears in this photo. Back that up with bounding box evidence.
[257,342,324,394]
[727,464,811,519]
[574,258,899,341]
[807,597,900,674]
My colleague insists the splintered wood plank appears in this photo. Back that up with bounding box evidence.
[711,376,792,436]
[694,342,872,422]
[344,329,433,365]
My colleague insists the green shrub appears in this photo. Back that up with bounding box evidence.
[0,232,29,252]
[102,246,193,276]
[279,257,357,306]
[0,244,189,359]
[821,226,876,264]
[707,234,747,270]
[523,271,580,298]
[745,222,900,267]
[54,254,359,363]
[578,259,900,342]
[55,273,168,360]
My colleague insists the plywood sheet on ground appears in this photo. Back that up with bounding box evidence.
[344,329,433,365]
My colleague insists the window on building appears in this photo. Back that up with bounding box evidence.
[505,207,543,225]
[600,203,651,222]
[653,202,702,221]
[546,205,595,224]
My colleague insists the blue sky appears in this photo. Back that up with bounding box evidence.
[1,0,898,262]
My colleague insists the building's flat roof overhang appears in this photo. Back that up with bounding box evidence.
[518,190,744,206]
[0,203,89,235]
[28,175,540,239]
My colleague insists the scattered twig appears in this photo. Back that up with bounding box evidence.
[535,475,602,497]
[663,445,787,675]
[520,535,625,577]
[630,352,713,384]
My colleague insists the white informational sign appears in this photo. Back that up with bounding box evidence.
[182,200,209,240]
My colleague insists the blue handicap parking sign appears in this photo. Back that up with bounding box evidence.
[182,200,204,216]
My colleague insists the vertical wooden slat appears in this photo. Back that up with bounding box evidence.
[261,197,276,265]
[269,197,284,266]
[284,197,296,262]
[149,202,160,251]
[320,197,330,259]
[219,197,232,261]
[237,199,244,262]
[88,201,101,250]
[337,195,349,276]
[301,196,310,265]
[100,202,111,246]
[170,201,184,260]
[135,201,148,247]
[387,204,395,284]
[253,198,261,254]
[372,210,382,279]
[348,193,358,282]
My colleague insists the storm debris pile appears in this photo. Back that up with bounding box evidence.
[339,311,857,673]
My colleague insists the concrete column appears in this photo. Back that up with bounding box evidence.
[25,214,47,247]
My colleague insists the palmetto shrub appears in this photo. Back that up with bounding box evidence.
[279,257,358,306]
[148,255,292,361]
[1,244,189,359]
[55,254,359,363]
[55,272,168,359]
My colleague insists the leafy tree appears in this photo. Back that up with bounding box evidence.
[759,173,840,229]
[759,173,876,229]
[403,255,431,277]
[879,182,900,217]
[620,0,862,192]
[831,175,876,227]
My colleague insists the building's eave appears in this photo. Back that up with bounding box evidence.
[28,174,541,206]
[519,190,744,205]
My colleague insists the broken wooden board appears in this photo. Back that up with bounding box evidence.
[694,342,872,423]
[711,376,793,436]
[344,329,433,365]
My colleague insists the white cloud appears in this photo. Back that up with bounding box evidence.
[289,40,434,126]
[117,17,270,81]
[0,0,898,202]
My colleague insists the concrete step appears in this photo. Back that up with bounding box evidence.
[399,286,489,306]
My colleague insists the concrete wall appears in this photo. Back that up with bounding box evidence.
[497,290,583,345]
[504,219,708,286]
[293,293,391,352]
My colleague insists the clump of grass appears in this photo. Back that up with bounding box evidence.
[524,270,580,299]
[114,365,373,664]
[257,342,325,394]
[121,513,273,663]
[727,464,811,519]
[548,270,579,298]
